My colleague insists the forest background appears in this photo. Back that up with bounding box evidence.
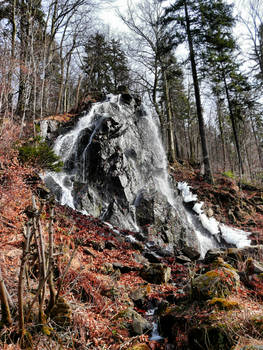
[0,0,262,184]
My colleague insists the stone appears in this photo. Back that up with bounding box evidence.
[176,255,192,264]
[112,262,136,273]
[182,246,200,260]
[245,258,263,275]
[105,240,117,250]
[131,240,145,251]
[35,184,51,200]
[44,175,63,201]
[204,249,225,263]
[140,263,171,284]
[91,241,105,251]
[206,208,214,217]
[115,308,151,336]
[132,253,149,265]
[154,247,173,258]
[129,287,147,308]
[83,248,96,258]
[120,93,133,105]
[143,251,162,263]
[191,267,240,300]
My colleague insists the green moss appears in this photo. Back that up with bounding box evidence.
[128,344,150,350]
[222,171,235,179]
[208,297,240,310]
[192,267,240,300]
[212,257,236,271]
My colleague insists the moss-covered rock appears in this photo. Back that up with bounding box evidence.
[140,263,171,284]
[211,257,236,271]
[191,267,240,300]
[113,307,151,336]
[207,297,240,310]
[128,344,151,350]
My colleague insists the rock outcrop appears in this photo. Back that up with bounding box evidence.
[42,94,200,253]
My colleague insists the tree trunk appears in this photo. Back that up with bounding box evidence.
[184,1,213,183]
[222,71,244,174]
[250,114,263,169]
[75,74,83,111]
[56,60,64,114]
[162,68,176,163]
[216,95,226,171]
[7,0,17,112]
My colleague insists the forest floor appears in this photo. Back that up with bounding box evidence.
[1,123,263,350]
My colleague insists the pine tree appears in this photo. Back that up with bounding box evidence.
[199,0,251,175]
[108,39,130,93]
[161,0,214,183]
[82,33,130,94]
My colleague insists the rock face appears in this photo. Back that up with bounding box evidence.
[42,94,199,253]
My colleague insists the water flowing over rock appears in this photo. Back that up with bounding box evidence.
[41,94,250,257]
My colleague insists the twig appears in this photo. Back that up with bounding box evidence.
[47,203,56,313]
[18,221,33,335]
[0,215,17,229]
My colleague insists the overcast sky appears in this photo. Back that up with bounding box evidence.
[99,0,252,54]
[99,0,130,31]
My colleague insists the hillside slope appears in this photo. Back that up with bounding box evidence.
[1,121,263,350]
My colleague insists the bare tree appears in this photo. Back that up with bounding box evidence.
[118,0,179,162]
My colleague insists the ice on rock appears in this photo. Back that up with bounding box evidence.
[193,202,204,214]
[219,224,251,248]
[178,181,251,253]
[199,213,220,235]
[178,182,197,203]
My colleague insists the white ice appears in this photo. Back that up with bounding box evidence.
[177,182,198,202]
[219,224,251,248]
[199,213,220,235]
[178,181,251,252]
[193,201,204,214]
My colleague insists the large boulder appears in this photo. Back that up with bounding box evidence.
[191,267,240,299]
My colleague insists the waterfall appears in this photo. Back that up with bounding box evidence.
[43,94,251,258]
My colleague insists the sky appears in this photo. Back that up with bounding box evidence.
[99,0,129,31]
[99,1,248,37]
[99,0,253,61]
